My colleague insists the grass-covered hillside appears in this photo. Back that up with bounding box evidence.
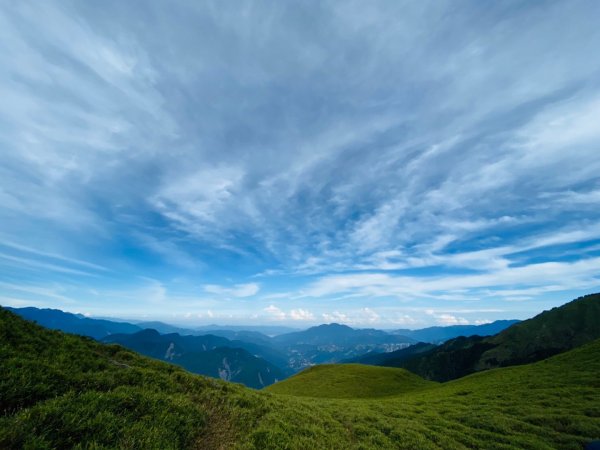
[480,292,600,368]
[1,306,599,449]
[399,293,600,381]
[266,364,435,398]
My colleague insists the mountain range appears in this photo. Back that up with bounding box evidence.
[347,342,438,366]
[5,306,142,339]
[5,305,522,387]
[102,329,287,388]
[387,293,600,381]
[1,293,599,448]
[391,319,520,343]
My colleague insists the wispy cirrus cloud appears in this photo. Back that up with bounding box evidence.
[204,283,260,298]
[1,1,599,325]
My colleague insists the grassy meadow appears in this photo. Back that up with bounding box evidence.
[265,363,436,398]
[1,307,599,449]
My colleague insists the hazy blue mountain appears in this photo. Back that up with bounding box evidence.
[103,329,231,358]
[134,321,199,335]
[392,320,519,343]
[175,347,285,388]
[227,339,290,371]
[273,323,414,347]
[103,329,286,388]
[5,306,141,339]
[194,324,299,336]
[3,306,528,377]
[272,323,416,371]
[347,342,438,366]
[200,329,274,347]
[112,329,288,370]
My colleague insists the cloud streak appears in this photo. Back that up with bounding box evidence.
[204,283,260,298]
[1,1,599,324]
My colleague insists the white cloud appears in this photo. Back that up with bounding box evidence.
[391,314,419,326]
[303,256,600,301]
[204,283,259,298]
[361,307,380,324]
[320,308,382,326]
[152,166,246,239]
[1,1,599,324]
[289,308,314,321]
[425,309,469,326]
[0,240,108,272]
[0,253,99,277]
[264,304,286,321]
[321,311,350,324]
[474,319,492,325]
[435,314,469,326]
[263,306,315,322]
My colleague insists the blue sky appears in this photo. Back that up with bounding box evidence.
[1,0,599,328]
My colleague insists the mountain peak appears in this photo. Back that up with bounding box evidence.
[312,323,353,330]
[136,328,161,338]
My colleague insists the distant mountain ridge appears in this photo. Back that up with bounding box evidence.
[195,324,299,336]
[134,321,198,336]
[347,342,438,366]
[392,319,520,343]
[272,323,416,370]
[394,293,600,381]
[5,306,142,339]
[5,305,524,377]
[103,329,286,388]
[273,323,414,346]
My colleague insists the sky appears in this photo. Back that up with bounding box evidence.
[1,0,600,328]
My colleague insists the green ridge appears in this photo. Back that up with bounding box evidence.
[266,363,436,398]
[399,293,600,381]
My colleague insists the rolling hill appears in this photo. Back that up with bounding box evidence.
[266,364,435,398]
[1,305,599,448]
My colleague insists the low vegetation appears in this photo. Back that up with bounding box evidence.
[266,364,435,398]
[1,305,599,449]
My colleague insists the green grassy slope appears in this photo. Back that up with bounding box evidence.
[480,292,600,368]
[1,306,599,449]
[266,363,435,398]
[263,342,600,449]
[400,293,600,381]
[0,307,262,449]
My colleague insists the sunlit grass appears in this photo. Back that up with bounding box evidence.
[1,307,599,449]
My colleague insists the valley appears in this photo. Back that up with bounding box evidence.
[6,306,517,387]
